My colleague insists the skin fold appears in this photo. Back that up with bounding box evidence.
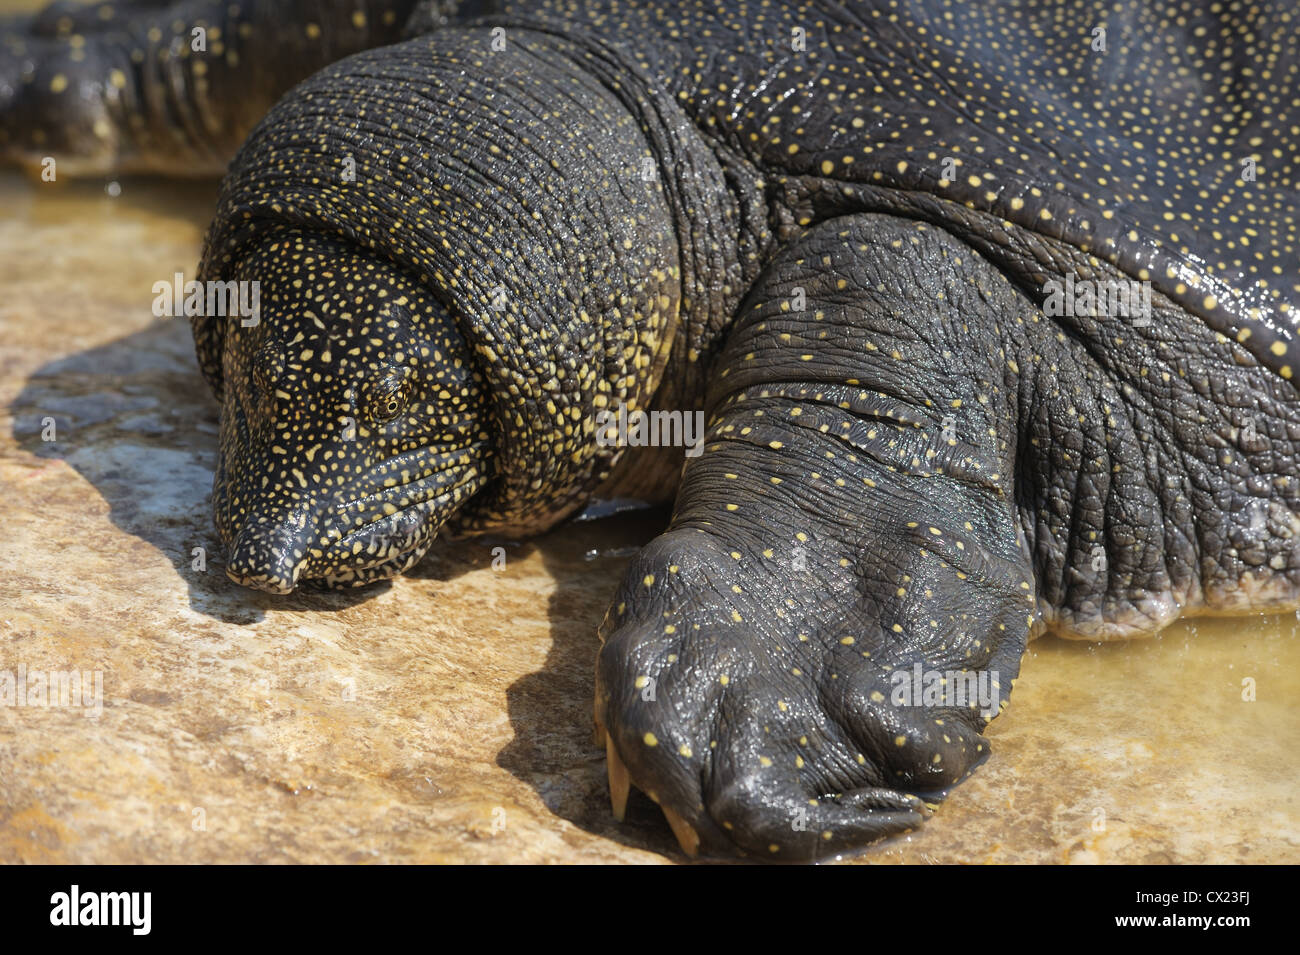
[5,0,1299,860]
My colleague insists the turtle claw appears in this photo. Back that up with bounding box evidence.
[605,734,699,858]
[661,806,700,858]
[605,735,630,822]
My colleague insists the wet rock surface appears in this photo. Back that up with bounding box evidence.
[0,172,1296,864]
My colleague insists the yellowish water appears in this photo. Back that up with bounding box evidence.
[0,156,1296,861]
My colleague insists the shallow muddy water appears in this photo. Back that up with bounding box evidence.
[0,163,1296,863]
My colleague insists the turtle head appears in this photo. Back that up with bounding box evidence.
[193,27,692,592]
[209,228,492,593]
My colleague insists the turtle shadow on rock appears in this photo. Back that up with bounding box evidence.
[493,504,705,860]
[10,319,385,625]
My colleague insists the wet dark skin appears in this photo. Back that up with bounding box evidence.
[6,0,1299,860]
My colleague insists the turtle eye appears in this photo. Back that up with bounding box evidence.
[367,369,413,424]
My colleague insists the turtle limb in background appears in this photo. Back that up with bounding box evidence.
[0,0,419,175]
[596,215,1036,859]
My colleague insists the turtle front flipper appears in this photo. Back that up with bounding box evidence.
[595,214,1039,860]
[0,0,417,176]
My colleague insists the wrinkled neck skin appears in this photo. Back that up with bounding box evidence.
[472,14,772,511]
[195,25,758,591]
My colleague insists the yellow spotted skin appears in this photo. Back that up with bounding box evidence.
[197,22,688,537]
[0,1,417,174]
[9,0,1300,861]
[209,228,494,591]
[11,0,1298,374]
[506,0,1300,381]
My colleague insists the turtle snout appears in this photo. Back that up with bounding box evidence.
[225,518,312,594]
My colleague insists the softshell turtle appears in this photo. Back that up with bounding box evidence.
[5,0,1298,860]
